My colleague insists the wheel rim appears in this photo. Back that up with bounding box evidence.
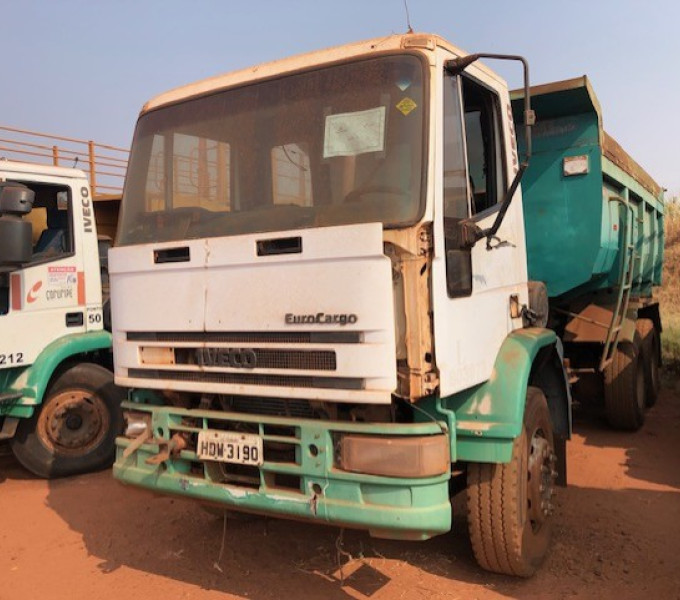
[527,431,557,533]
[37,389,110,455]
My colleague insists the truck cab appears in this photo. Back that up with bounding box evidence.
[111,33,571,576]
[0,161,122,478]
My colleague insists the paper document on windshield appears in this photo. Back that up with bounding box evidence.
[323,107,385,158]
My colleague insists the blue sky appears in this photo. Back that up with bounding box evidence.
[2,0,679,195]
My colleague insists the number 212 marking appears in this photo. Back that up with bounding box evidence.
[0,353,24,365]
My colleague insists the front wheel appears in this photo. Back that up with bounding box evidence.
[11,363,123,478]
[466,386,557,577]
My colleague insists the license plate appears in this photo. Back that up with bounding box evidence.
[197,430,263,466]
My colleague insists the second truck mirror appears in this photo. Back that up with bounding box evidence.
[0,183,35,215]
[0,183,35,267]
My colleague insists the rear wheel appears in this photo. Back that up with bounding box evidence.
[466,386,557,577]
[604,335,646,430]
[11,363,123,478]
[636,319,661,407]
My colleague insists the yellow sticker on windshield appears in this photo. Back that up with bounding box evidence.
[396,97,417,116]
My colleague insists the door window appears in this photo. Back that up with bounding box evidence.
[442,72,506,297]
[13,182,74,262]
[461,76,505,215]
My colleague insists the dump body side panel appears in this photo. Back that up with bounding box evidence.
[512,77,664,303]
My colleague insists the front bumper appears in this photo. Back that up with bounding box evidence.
[113,401,452,540]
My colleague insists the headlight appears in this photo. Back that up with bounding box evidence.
[339,434,450,478]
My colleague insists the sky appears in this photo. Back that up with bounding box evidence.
[2,0,679,196]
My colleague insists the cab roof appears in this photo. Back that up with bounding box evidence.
[141,32,506,115]
[0,159,87,181]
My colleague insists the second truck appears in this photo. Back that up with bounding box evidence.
[108,33,664,576]
[0,130,127,478]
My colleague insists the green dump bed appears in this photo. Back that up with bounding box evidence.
[511,77,665,303]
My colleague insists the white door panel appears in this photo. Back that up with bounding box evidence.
[431,57,527,397]
[433,212,525,395]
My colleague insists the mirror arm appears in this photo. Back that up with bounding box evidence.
[480,161,528,243]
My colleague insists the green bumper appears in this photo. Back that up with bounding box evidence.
[114,401,452,540]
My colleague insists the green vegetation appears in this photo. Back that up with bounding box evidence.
[660,201,680,370]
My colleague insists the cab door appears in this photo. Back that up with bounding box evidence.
[1,177,88,367]
[431,64,528,396]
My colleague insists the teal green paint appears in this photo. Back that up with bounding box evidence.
[114,401,452,539]
[0,330,112,418]
[361,484,412,507]
[129,388,165,406]
[601,157,664,215]
[519,111,610,298]
[512,81,664,303]
[455,437,514,463]
[0,366,29,417]
[417,328,557,464]
[601,157,664,290]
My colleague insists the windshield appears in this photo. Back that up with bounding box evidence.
[117,54,426,245]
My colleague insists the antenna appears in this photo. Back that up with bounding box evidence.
[403,0,414,33]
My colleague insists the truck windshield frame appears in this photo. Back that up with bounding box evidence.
[117,53,428,245]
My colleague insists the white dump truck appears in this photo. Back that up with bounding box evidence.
[110,33,663,576]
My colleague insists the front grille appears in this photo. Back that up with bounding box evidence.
[174,348,337,371]
[224,396,316,419]
[127,331,362,344]
[128,368,363,390]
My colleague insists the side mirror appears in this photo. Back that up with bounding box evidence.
[444,218,474,297]
[0,183,34,215]
[446,248,472,297]
[0,183,35,267]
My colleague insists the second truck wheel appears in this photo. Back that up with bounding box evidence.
[10,363,124,478]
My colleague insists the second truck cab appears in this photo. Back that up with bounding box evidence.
[0,161,122,477]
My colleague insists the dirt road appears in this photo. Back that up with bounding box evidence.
[2,383,679,600]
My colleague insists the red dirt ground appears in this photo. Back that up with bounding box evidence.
[1,382,679,600]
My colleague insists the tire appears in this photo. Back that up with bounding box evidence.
[466,386,557,577]
[636,319,661,407]
[604,335,646,430]
[10,363,124,479]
